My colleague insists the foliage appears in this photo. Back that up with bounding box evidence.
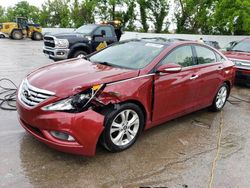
[211,0,250,35]
[0,0,250,35]
[39,0,71,27]
[174,0,214,34]
[148,0,169,33]
[2,1,40,23]
[137,0,149,32]
[71,0,97,28]
[0,6,8,23]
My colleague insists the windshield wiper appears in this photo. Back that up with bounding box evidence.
[83,56,91,61]
[95,61,114,66]
[231,49,247,53]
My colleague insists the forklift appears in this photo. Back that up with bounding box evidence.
[0,17,43,40]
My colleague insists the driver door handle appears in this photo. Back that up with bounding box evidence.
[218,66,223,70]
[190,75,199,80]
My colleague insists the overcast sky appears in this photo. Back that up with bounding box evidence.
[1,0,44,8]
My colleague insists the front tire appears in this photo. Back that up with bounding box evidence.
[72,50,87,58]
[11,30,23,40]
[101,103,144,152]
[210,83,229,112]
[32,32,43,41]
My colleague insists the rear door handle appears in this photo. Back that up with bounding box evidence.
[190,75,199,80]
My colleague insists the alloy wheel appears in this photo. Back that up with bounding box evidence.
[77,54,85,58]
[110,109,140,146]
[215,85,228,109]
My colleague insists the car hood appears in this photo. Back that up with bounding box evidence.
[53,32,86,39]
[223,51,250,61]
[27,59,139,97]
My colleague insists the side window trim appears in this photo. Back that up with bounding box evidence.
[191,45,198,65]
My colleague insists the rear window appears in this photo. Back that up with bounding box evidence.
[195,46,216,64]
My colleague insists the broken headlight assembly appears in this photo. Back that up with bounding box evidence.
[42,84,105,112]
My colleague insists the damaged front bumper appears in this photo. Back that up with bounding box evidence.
[16,99,105,156]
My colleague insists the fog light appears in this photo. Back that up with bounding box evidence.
[50,131,75,141]
[57,51,65,55]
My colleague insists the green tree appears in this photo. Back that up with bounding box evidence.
[71,0,82,27]
[174,0,213,34]
[39,4,50,27]
[40,0,71,27]
[0,6,7,23]
[81,0,97,24]
[71,0,97,28]
[122,0,137,30]
[211,0,250,35]
[15,1,39,22]
[148,0,169,33]
[137,0,149,32]
[97,0,122,21]
[4,1,40,23]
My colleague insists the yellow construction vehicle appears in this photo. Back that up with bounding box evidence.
[0,17,43,40]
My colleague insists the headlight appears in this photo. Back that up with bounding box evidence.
[42,84,104,112]
[55,39,69,48]
[85,35,92,41]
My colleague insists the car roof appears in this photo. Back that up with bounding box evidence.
[123,38,209,47]
[86,23,113,28]
[241,37,250,41]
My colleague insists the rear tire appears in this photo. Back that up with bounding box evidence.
[72,50,87,58]
[101,103,144,152]
[31,32,43,41]
[11,30,23,40]
[210,83,229,112]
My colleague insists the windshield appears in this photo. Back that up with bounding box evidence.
[89,41,166,69]
[75,25,97,34]
[231,40,250,53]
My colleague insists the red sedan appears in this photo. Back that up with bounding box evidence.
[223,38,250,86]
[17,39,235,156]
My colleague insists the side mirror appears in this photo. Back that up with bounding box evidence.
[157,63,182,74]
[101,30,106,36]
[93,30,106,40]
[226,47,232,51]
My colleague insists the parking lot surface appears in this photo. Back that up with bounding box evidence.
[0,39,250,188]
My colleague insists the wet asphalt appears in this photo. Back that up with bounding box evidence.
[0,39,250,188]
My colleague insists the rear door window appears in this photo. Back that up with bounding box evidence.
[195,46,216,64]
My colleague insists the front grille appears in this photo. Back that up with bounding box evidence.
[44,36,55,48]
[19,79,55,107]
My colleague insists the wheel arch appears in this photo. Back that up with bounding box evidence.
[68,44,91,58]
[224,80,232,95]
[119,99,147,130]
[10,29,23,38]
